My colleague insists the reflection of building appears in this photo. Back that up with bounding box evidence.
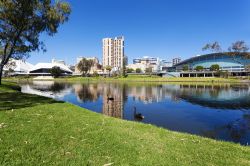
[102,36,125,70]
[102,84,124,118]
[21,81,72,98]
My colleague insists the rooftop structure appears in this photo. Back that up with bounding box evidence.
[3,59,34,75]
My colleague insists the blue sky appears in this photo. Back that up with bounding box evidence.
[29,0,250,65]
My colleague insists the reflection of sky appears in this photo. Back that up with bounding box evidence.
[20,82,250,145]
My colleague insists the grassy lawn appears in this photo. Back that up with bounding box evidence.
[55,75,242,83]
[3,75,247,83]
[0,82,250,165]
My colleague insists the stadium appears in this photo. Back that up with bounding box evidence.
[169,52,250,77]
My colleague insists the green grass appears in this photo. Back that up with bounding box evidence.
[54,75,242,83]
[3,75,246,83]
[0,82,250,165]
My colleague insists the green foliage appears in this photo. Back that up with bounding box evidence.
[246,65,250,72]
[182,65,189,71]
[135,68,142,73]
[105,65,112,77]
[127,68,134,73]
[92,71,99,77]
[77,58,94,76]
[210,64,220,71]
[228,41,249,52]
[202,42,221,52]
[0,0,71,84]
[195,66,204,71]
[50,66,62,78]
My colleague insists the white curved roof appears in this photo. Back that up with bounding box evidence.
[4,59,34,73]
[30,62,72,73]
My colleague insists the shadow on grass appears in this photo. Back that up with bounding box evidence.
[0,92,64,111]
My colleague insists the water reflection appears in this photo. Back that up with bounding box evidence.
[21,81,250,145]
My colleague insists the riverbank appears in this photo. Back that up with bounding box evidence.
[0,82,250,165]
[4,75,250,83]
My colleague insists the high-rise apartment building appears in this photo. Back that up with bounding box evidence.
[102,36,125,70]
[172,57,181,66]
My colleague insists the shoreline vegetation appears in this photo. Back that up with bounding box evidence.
[0,81,250,165]
[3,75,250,84]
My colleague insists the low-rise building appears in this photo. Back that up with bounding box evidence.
[128,56,171,73]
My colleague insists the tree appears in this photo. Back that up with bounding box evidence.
[182,64,189,71]
[228,41,249,52]
[50,66,62,78]
[105,65,112,77]
[92,71,99,77]
[135,68,141,73]
[127,68,134,73]
[77,58,94,76]
[0,0,71,84]
[195,66,204,71]
[202,42,221,53]
[145,67,153,74]
[210,64,220,71]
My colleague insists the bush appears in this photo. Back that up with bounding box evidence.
[92,71,99,77]
[135,68,142,73]
[195,66,204,71]
[182,65,189,71]
[127,68,134,73]
[210,64,220,71]
[50,66,62,78]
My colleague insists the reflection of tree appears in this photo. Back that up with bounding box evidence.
[75,84,99,102]
[49,82,67,93]
[209,89,219,99]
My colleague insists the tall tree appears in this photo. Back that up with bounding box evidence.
[0,0,71,84]
[202,42,221,53]
[77,58,94,76]
[228,41,249,52]
[105,65,112,77]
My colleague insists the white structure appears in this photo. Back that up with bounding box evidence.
[3,59,34,75]
[29,59,72,75]
[102,36,125,70]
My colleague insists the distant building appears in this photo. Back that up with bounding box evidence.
[102,36,125,70]
[29,59,72,75]
[128,56,171,73]
[75,57,102,74]
[172,57,181,66]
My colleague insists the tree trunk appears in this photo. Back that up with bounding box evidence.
[0,65,3,85]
